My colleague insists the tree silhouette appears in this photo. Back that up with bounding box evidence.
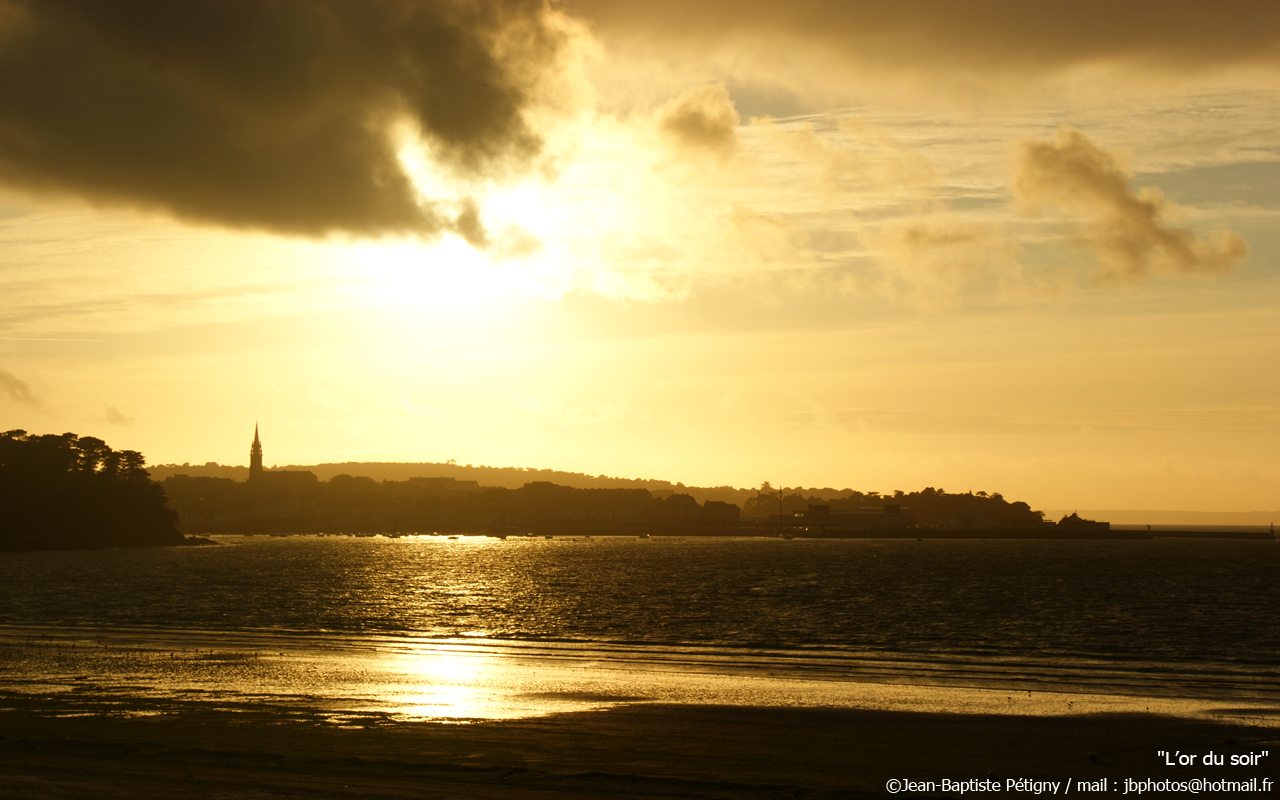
[0,430,184,552]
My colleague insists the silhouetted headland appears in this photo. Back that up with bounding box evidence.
[0,430,213,553]
[148,427,1226,540]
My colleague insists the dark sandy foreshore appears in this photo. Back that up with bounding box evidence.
[2,634,1277,798]
[3,696,1278,797]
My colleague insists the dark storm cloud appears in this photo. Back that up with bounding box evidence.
[569,0,1280,75]
[0,0,570,238]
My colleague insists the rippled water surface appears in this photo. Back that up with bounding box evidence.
[2,535,1276,698]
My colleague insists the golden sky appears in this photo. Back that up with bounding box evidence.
[1,1,1277,511]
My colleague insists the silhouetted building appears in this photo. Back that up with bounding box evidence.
[258,471,319,489]
[803,504,907,532]
[247,425,317,489]
[699,500,740,524]
[407,477,480,494]
[249,424,263,482]
[1057,512,1109,532]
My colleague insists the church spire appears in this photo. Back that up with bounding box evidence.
[249,423,263,481]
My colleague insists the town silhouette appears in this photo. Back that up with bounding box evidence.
[15,426,1263,553]
[5,426,1271,553]
[162,426,1116,539]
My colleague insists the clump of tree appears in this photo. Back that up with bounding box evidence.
[0,430,187,552]
[743,484,1046,529]
[888,487,1045,528]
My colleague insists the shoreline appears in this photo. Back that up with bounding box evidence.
[4,625,1277,796]
[3,699,1276,797]
[4,623,1277,707]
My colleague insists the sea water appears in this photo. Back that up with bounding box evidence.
[1,535,1276,720]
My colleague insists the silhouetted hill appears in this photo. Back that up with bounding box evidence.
[148,461,754,506]
[155,459,1069,538]
[1,430,192,552]
[148,462,1070,525]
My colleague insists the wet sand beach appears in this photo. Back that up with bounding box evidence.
[3,698,1277,798]
[2,634,1276,798]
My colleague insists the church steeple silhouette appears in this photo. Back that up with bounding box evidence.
[249,423,263,481]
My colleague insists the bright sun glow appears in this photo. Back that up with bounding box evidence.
[484,182,559,239]
[351,236,505,310]
[343,137,582,312]
[383,649,498,721]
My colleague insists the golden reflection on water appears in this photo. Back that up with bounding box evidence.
[368,645,635,722]
[360,642,1276,727]
[383,649,499,721]
[6,628,1278,729]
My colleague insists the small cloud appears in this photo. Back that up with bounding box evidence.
[452,199,490,250]
[515,395,547,416]
[307,385,349,413]
[859,216,1028,302]
[587,269,690,303]
[491,223,543,259]
[104,406,134,426]
[386,391,442,419]
[657,84,741,156]
[1013,126,1248,283]
[0,369,36,405]
[516,394,642,426]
